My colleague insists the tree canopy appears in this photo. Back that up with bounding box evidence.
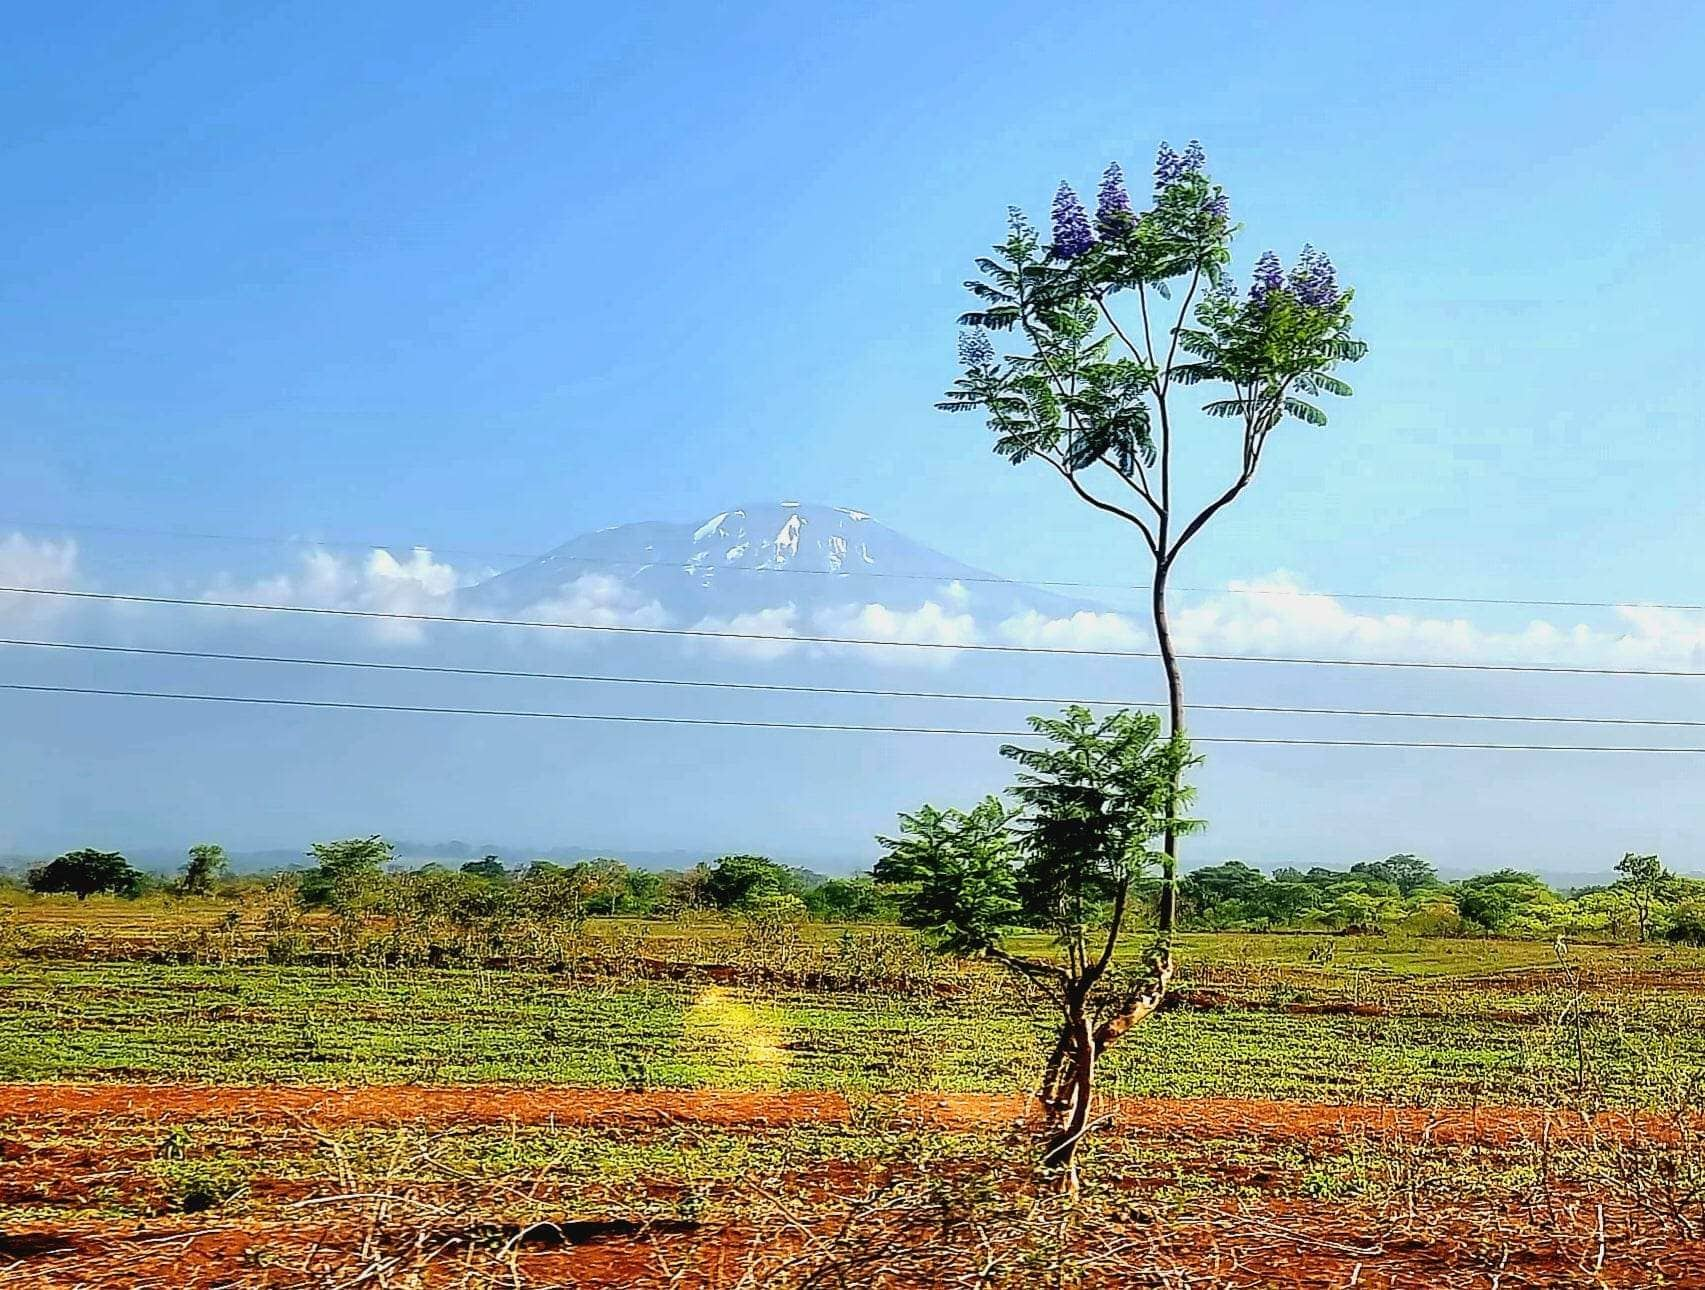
[875,798,1022,954]
[300,836,395,907]
[179,843,230,896]
[702,854,807,911]
[29,849,144,900]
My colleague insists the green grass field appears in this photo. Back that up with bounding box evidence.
[6,952,1705,1107]
[6,898,1705,1286]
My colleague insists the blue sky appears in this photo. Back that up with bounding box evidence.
[3,1,1704,873]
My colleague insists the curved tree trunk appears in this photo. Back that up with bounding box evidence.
[1030,562,1186,1178]
[1040,1006,1096,1175]
[1151,557,1185,936]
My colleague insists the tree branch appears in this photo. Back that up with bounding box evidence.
[988,946,1070,986]
[1136,284,1158,368]
[1159,266,1203,397]
[1084,876,1127,987]
[1169,378,1293,559]
[1098,455,1162,519]
[1097,296,1147,368]
[1040,454,1159,554]
[1091,946,1175,1057]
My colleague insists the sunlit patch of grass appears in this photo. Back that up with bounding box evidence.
[682,986,789,1087]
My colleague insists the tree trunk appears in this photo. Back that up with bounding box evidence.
[1151,557,1185,935]
[1041,1002,1096,1172]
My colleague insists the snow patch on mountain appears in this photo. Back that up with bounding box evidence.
[773,513,804,561]
[693,510,737,541]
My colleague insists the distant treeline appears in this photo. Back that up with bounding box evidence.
[7,841,1704,946]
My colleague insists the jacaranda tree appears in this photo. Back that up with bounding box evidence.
[940,140,1366,969]
[876,707,1198,1174]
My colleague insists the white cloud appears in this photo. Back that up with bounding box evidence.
[1602,605,1705,667]
[997,609,1148,651]
[1168,571,1705,669]
[687,606,804,662]
[224,546,464,645]
[813,601,979,668]
[0,534,79,624]
[523,574,670,642]
[682,600,979,667]
[51,534,1705,679]
[665,574,1705,675]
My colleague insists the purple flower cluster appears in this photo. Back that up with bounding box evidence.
[1153,139,1206,194]
[1051,181,1096,260]
[1288,244,1339,307]
[1249,246,1340,308]
[1248,250,1284,304]
[1096,162,1133,234]
[1153,144,1182,191]
[1205,191,1229,222]
[958,329,995,367]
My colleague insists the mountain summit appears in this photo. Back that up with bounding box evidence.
[466,502,1091,620]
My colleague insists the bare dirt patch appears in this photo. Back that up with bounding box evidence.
[0,1081,1691,1145]
[3,1084,1703,1287]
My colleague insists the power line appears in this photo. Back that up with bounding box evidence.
[1,514,1692,613]
[0,682,1026,736]
[9,681,1705,752]
[8,636,1705,729]
[4,584,1704,678]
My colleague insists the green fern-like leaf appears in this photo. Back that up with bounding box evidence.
[1283,398,1328,426]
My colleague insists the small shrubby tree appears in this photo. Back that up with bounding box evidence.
[1351,853,1438,898]
[804,875,895,922]
[877,798,1020,953]
[179,843,230,896]
[29,849,144,900]
[703,854,806,911]
[1455,869,1559,934]
[659,864,713,915]
[1667,902,1705,948]
[300,835,394,907]
[570,858,632,917]
[1614,851,1667,942]
[460,855,509,882]
[877,707,1197,1172]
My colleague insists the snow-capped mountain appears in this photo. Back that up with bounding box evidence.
[465,501,1094,621]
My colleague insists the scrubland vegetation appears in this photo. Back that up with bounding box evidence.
[5,888,1705,1287]
[8,754,1705,1285]
[8,829,1702,967]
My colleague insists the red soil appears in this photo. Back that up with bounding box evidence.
[2,1084,1702,1288]
[0,1080,1690,1145]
